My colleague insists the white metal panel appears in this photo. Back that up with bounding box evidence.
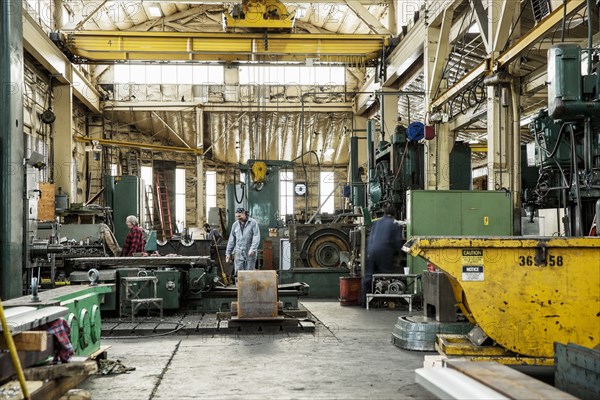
[415,368,509,400]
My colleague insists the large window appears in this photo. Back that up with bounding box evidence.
[175,169,186,231]
[319,171,335,214]
[109,163,118,176]
[239,65,345,85]
[279,171,294,220]
[205,170,217,220]
[113,64,224,85]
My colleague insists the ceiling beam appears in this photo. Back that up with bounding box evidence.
[60,0,109,30]
[495,0,586,68]
[431,0,585,111]
[491,0,519,53]
[470,0,489,52]
[449,105,487,131]
[129,5,216,31]
[426,0,463,27]
[74,135,202,155]
[384,18,425,87]
[343,0,391,35]
[521,66,547,94]
[23,12,100,113]
[104,101,353,113]
[151,111,191,148]
[107,0,390,4]
[428,7,455,95]
[295,21,328,34]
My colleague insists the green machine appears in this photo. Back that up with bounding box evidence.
[3,285,113,356]
[368,122,425,219]
[279,222,354,298]
[237,160,293,244]
[105,175,140,246]
[525,43,600,236]
[449,142,472,190]
[406,190,513,274]
[116,268,181,311]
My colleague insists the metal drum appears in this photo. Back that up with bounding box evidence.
[392,315,472,351]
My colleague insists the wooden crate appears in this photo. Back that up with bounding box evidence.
[38,183,55,222]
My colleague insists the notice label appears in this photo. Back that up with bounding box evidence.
[462,266,484,281]
[462,248,484,265]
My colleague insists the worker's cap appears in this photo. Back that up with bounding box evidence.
[235,207,246,214]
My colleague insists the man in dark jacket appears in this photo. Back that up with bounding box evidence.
[361,205,404,307]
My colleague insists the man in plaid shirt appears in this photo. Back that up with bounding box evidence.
[41,318,74,363]
[122,215,145,256]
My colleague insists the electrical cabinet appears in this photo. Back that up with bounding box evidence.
[406,190,513,273]
[105,175,140,246]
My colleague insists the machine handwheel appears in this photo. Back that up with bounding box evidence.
[90,304,101,344]
[79,308,92,349]
[67,313,79,353]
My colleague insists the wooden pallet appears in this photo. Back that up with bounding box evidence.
[435,334,553,366]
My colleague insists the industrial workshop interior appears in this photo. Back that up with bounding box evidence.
[1,0,599,399]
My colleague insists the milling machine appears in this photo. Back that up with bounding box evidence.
[526,43,600,236]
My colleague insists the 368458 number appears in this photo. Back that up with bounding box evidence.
[518,255,563,266]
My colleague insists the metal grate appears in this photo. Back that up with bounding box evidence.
[530,0,552,23]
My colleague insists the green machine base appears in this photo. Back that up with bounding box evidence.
[3,284,113,356]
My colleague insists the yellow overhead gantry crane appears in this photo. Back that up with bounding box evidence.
[56,30,389,64]
[52,0,388,64]
[223,0,296,30]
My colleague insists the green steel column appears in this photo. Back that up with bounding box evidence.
[349,136,365,207]
[0,0,24,299]
[367,120,375,209]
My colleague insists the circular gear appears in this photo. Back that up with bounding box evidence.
[388,281,406,294]
[302,228,350,269]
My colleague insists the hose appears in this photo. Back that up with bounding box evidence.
[101,322,186,340]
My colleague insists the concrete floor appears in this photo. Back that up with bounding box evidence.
[80,300,436,399]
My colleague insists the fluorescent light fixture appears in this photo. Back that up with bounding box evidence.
[148,5,162,17]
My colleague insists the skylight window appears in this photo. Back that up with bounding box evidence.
[239,66,345,85]
[148,6,162,18]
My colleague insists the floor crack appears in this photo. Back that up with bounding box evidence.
[149,339,182,400]
[301,305,341,342]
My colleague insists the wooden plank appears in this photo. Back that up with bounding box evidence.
[24,361,97,381]
[0,338,53,382]
[436,334,513,356]
[446,360,579,400]
[31,374,89,400]
[0,332,47,351]
[37,182,55,222]
[58,388,92,400]
[88,345,110,361]
[0,380,44,400]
